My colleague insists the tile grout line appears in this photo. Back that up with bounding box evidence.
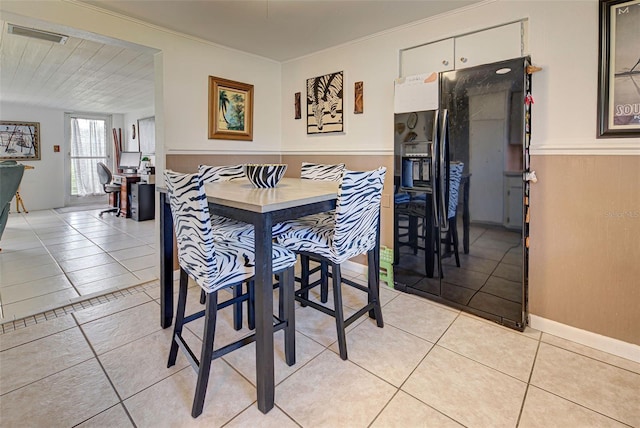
[0,281,158,334]
[72,311,139,428]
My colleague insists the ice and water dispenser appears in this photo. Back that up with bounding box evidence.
[400,141,433,191]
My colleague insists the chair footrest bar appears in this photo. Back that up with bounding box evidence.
[174,333,200,373]
[294,294,336,318]
[184,310,205,324]
[344,304,376,328]
[340,277,369,293]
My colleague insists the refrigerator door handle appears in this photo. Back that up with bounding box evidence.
[431,110,440,228]
[439,109,449,232]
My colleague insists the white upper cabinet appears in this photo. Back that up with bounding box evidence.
[400,38,455,77]
[400,22,524,77]
[455,22,522,69]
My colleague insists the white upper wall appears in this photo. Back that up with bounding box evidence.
[281,0,639,155]
[0,102,65,211]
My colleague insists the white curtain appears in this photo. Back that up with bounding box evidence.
[70,117,106,196]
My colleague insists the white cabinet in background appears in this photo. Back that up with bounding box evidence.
[455,22,522,69]
[400,21,524,77]
[400,38,454,77]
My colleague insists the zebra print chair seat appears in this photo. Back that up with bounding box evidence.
[198,164,254,240]
[270,162,346,239]
[276,167,386,360]
[272,162,346,301]
[164,170,297,418]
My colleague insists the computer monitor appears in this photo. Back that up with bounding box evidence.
[118,152,141,174]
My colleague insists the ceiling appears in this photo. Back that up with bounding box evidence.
[1,1,481,113]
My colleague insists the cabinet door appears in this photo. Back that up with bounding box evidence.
[400,38,454,77]
[455,22,522,69]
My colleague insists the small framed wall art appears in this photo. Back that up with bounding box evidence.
[307,71,343,134]
[354,81,363,114]
[295,92,301,119]
[208,76,254,141]
[0,121,41,160]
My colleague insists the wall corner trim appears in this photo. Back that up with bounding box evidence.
[529,314,640,363]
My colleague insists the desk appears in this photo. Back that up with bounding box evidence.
[112,174,141,218]
[158,177,343,413]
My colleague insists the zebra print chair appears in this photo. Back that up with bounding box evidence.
[300,161,345,181]
[293,162,346,302]
[198,164,254,240]
[164,170,297,418]
[395,162,465,276]
[276,167,386,360]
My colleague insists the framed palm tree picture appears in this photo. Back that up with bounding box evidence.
[208,76,254,140]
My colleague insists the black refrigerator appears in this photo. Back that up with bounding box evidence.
[393,56,532,330]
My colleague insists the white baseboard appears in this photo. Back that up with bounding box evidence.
[342,260,368,276]
[529,314,640,363]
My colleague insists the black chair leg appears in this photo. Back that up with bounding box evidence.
[450,216,460,267]
[232,284,242,330]
[320,261,329,303]
[331,263,348,360]
[248,280,255,330]
[168,268,189,367]
[281,266,296,366]
[199,289,206,305]
[192,291,218,418]
[300,254,310,306]
[367,250,384,328]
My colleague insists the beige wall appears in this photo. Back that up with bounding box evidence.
[529,155,640,345]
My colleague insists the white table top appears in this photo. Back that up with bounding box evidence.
[204,177,339,213]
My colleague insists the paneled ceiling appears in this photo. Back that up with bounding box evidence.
[1,1,482,113]
[0,20,156,114]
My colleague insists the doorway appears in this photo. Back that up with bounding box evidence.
[65,113,112,206]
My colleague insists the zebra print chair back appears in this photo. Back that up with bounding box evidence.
[333,167,386,260]
[300,162,346,181]
[198,164,245,183]
[164,170,219,290]
[448,162,464,219]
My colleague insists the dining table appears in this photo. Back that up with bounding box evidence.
[158,177,347,413]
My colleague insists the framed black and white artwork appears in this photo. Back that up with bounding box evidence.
[307,71,344,134]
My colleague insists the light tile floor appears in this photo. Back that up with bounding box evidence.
[1,272,638,427]
[1,206,638,426]
[0,207,157,322]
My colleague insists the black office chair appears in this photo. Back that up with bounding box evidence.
[97,162,121,217]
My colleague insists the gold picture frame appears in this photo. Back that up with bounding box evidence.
[0,121,41,160]
[208,76,254,141]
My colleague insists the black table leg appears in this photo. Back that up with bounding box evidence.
[254,213,275,413]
